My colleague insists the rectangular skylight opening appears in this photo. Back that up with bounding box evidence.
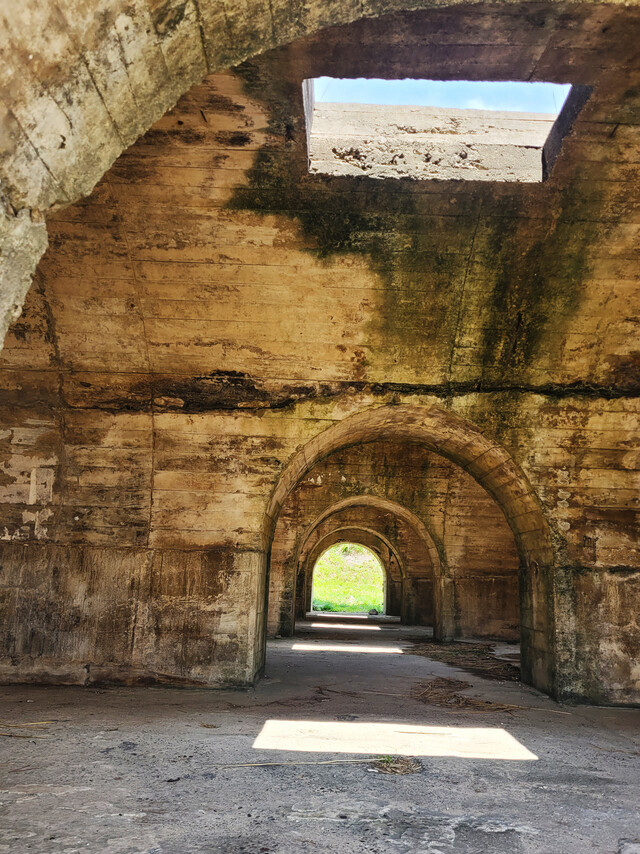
[302,78,588,183]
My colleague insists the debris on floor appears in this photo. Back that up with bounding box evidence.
[215,758,375,769]
[224,692,330,710]
[410,677,519,712]
[406,640,520,682]
[0,720,52,738]
[370,756,422,774]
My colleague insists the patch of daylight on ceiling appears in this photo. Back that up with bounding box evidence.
[303,78,586,183]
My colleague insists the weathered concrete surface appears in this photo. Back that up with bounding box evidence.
[0,544,260,687]
[1,0,640,343]
[0,6,639,704]
[0,206,48,350]
[307,102,556,182]
[1,627,639,853]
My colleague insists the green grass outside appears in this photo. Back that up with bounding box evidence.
[311,543,385,613]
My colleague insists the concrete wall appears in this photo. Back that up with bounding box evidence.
[0,6,639,703]
[1,0,639,344]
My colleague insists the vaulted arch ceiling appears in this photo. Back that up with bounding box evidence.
[2,0,640,344]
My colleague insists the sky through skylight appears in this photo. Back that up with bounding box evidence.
[313,78,571,114]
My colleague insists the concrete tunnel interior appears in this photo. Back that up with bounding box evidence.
[0,1,639,850]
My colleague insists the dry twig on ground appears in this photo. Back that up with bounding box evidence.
[0,720,51,739]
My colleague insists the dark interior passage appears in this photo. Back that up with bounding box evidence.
[268,440,521,648]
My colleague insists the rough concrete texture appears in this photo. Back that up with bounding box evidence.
[1,624,639,853]
[0,206,48,352]
[307,103,555,182]
[0,5,639,705]
[0,0,638,344]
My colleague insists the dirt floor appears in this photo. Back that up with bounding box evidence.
[1,618,639,853]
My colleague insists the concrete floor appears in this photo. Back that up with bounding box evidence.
[1,620,639,854]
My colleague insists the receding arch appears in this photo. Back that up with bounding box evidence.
[298,495,443,576]
[293,495,448,637]
[299,525,409,625]
[264,404,554,694]
[302,526,407,581]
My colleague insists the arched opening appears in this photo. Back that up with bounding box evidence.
[310,542,387,615]
[1,0,634,710]
[269,445,522,652]
[275,494,441,636]
[263,404,553,695]
[296,524,408,626]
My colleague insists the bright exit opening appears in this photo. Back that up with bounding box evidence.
[311,543,386,615]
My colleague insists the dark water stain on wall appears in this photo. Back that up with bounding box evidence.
[477,181,602,382]
[226,55,595,392]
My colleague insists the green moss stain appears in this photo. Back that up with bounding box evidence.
[477,181,602,383]
[228,57,596,390]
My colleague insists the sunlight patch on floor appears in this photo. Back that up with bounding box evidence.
[308,622,382,631]
[253,720,538,760]
[291,643,404,654]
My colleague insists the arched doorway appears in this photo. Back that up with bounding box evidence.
[281,495,442,635]
[263,404,554,695]
[297,526,405,626]
[310,542,387,615]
